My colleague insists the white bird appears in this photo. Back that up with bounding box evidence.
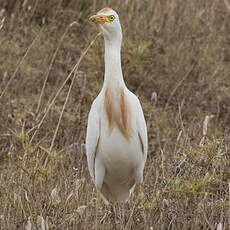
[86,8,148,203]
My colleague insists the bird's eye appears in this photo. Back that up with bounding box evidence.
[108,15,115,22]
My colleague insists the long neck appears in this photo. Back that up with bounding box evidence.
[103,36,125,88]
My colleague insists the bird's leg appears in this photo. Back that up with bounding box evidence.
[99,201,113,224]
[114,202,127,227]
[109,202,122,227]
[124,202,135,230]
[121,202,125,227]
[99,202,117,228]
[110,202,117,222]
[94,189,101,230]
[100,208,110,224]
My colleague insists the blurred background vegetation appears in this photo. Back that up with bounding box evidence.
[0,0,229,229]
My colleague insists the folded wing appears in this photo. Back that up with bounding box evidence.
[86,102,100,181]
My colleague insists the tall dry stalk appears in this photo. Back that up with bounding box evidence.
[49,32,101,151]
[29,32,101,145]
[36,22,79,114]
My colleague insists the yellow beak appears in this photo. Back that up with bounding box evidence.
[89,15,109,24]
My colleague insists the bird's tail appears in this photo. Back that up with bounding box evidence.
[100,179,135,203]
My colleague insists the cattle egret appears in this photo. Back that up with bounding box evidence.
[86,8,148,203]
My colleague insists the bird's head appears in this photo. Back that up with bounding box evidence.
[89,8,122,42]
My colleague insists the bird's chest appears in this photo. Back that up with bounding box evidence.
[98,126,142,172]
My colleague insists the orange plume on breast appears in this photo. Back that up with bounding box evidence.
[104,87,113,131]
[104,86,132,140]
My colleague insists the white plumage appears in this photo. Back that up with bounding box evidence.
[86,8,148,202]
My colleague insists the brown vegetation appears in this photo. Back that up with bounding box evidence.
[0,0,229,229]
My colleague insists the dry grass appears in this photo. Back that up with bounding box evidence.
[0,0,230,229]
